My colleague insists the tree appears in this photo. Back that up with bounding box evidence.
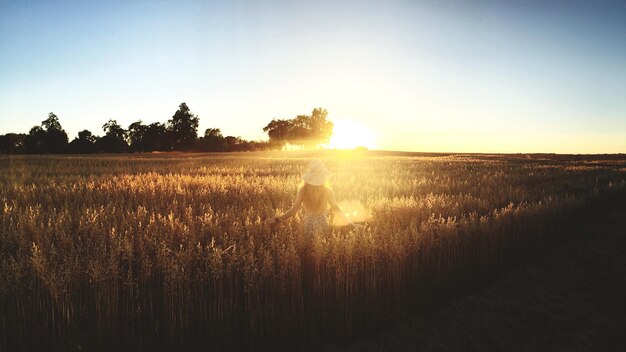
[168,102,199,150]
[144,122,169,151]
[262,119,292,148]
[1,102,288,154]
[308,108,333,144]
[224,136,246,151]
[127,121,148,152]
[23,112,69,153]
[42,112,69,153]
[290,115,312,145]
[68,130,98,154]
[262,108,333,149]
[204,128,223,139]
[102,119,126,140]
[24,126,46,153]
[0,133,27,154]
[198,128,226,151]
[42,113,63,131]
[78,129,98,143]
[127,121,169,152]
[95,119,128,153]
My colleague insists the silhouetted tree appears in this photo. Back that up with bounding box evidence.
[204,128,223,139]
[127,121,148,152]
[41,112,69,153]
[102,119,126,140]
[263,108,333,149]
[224,136,246,151]
[95,119,128,153]
[127,121,170,152]
[24,126,46,153]
[68,130,98,154]
[246,140,272,152]
[144,122,170,151]
[168,102,199,151]
[23,113,69,153]
[0,103,292,154]
[263,119,292,149]
[0,133,27,153]
[42,113,62,131]
[307,108,333,145]
[198,128,226,151]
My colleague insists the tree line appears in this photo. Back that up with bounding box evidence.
[0,103,334,154]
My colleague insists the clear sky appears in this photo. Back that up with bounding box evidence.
[1,0,624,153]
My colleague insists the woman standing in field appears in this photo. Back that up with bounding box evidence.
[266,160,356,330]
[266,159,354,235]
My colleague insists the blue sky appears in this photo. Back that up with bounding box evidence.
[1,0,624,153]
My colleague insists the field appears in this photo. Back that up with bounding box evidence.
[323,207,626,352]
[1,152,625,351]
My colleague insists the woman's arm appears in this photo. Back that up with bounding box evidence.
[328,189,354,226]
[267,188,303,225]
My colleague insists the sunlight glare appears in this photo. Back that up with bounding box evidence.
[328,119,377,150]
[334,200,370,226]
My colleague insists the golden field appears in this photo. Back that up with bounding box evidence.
[1,152,625,350]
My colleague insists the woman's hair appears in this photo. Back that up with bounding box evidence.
[300,183,328,213]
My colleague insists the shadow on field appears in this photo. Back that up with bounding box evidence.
[320,208,626,352]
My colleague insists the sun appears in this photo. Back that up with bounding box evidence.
[328,119,377,150]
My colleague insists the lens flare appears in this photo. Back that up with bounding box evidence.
[328,119,376,150]
[334,200,370,226]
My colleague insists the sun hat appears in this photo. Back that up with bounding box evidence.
[302,159,331,186]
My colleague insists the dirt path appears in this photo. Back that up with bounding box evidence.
[321,208,626,352]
